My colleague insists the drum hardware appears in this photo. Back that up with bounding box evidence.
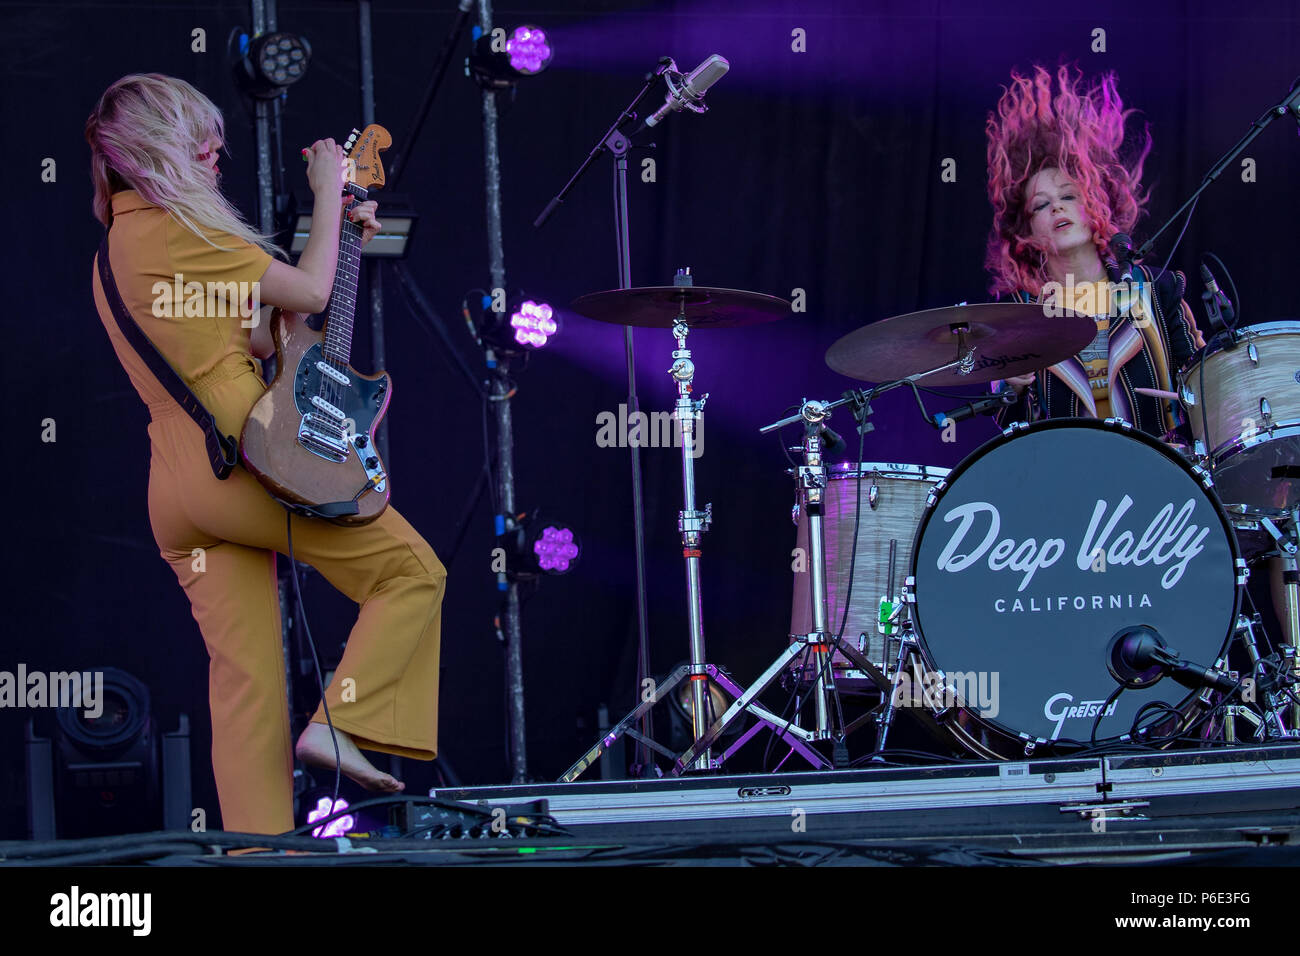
[563,277,793,780]
[1233,612,1297,738]
[1222,705,1264,742]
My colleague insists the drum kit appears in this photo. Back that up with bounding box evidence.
[561,277,1300,781]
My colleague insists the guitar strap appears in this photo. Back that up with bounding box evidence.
[97,232,240,480]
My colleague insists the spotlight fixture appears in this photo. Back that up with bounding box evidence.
[232,30,312,99]
[465,291,560,354]
[666,671,746,751]
[509,299,559,349]
[306,795,353,838]
[528,523,581,574]
[467,24,553,90]
[289,192,419,258]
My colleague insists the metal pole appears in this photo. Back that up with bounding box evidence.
[252,0,275,235]
[358,0,388,465]
[477,0,528,784]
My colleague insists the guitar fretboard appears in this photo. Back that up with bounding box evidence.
[322,184,367,366]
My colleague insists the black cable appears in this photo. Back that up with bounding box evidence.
[1090,683,1127,746]
[285,510,342,828]
[1147,193,1200,288]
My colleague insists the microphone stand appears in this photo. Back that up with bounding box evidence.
[1136,76,1300,261]
[534,62,671,777]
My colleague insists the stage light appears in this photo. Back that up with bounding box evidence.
[466,291,560,355]
[289,193,419,258]
[307,796,353,838]
[531,524,580,573]
[467,24,554,90]
[666,671,746,751]
[510,299,559,349]
[506,26,553,75]
[232,30,312,99]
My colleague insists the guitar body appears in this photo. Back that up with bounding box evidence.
[241,309,391,525]
[239,123,395,526]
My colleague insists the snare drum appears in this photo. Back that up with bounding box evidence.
[1180,321,1300,512]
[905,418,1244,759]
[790,462,949,685]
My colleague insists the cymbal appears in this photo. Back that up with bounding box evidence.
[570,286,791,329]
[825,303,1096,386]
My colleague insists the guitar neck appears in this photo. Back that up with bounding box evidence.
[322,184,367,365]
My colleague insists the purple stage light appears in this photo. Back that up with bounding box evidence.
[307,796,353,838]
[510,299,559,349]
[506,25,552,76]
[533,525,580,573]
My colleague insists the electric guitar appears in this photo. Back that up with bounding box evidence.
[240,124,393,525]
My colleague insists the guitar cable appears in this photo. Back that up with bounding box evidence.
[285,509,344,830]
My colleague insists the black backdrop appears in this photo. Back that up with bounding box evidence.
[2,0,1297,836]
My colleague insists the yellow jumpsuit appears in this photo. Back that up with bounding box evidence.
[90,190,445,836]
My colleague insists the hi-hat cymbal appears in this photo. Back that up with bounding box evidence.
[825,302,1096,386]
[570,286,791,329]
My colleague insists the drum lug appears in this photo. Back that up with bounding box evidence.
[1191,462,1216,491]
[925,481,947,508]
[1247,341,1259,365]
[1104,416,1133,431]
[1260,397,1273,429]
[902,576,916,604]
[790,502,800,526]
[868,480,879,510]
[1236,557,1250,587]
[1001,420,1028,438]
[1179,381,1197,407]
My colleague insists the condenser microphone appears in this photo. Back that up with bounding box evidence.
[1109,233,1136,282]
[643,54,729,128]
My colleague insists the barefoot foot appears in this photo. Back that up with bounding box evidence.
[295,722,405,793]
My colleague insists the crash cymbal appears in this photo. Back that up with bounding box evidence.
[570,286,791,329]
[825,302,1096,386]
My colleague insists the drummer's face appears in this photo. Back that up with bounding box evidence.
[1024,168,1092,257]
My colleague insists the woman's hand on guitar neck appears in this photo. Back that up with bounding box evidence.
[345,199,382,248]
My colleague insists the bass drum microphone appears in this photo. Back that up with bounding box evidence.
[1106,625,1238,693]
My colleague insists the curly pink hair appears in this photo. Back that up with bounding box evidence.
[984,64,1152,297]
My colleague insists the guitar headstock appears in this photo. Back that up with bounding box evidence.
[343,124,391,200]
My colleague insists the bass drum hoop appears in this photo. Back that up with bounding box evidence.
[905,417,1244,760]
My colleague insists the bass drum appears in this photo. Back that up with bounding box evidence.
[905,418,1244,759]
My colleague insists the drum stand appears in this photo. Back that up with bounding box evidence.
[1253,507,1300,731]
[561,297,831,782]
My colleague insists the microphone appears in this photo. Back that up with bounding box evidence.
[1109,233,1136,282]
[1199,262,1236,335]
[643,54,729,129]
[932,392,1015,429]
[1107,626,1238,693]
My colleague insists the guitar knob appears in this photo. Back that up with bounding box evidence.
[355,434,368,449]
[366,457,378,470]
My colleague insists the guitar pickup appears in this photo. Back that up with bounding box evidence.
[316,361,351,387]
[310,395,347,421]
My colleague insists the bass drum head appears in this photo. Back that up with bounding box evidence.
[908,418,1241,756]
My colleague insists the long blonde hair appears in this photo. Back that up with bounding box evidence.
[85,73,285,256]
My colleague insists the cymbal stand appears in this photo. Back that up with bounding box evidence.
[560,274,830,781]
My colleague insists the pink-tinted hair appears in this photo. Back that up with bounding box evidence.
[984,64,1152,297]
